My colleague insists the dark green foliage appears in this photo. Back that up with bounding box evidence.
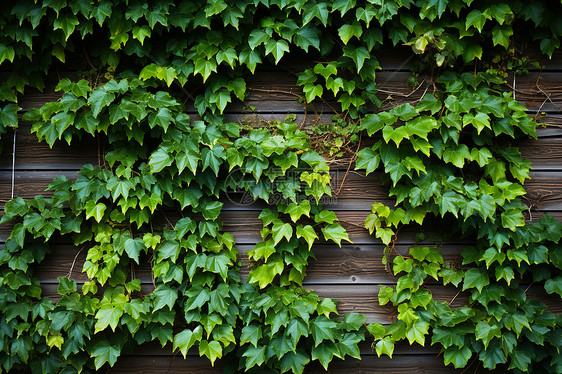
[0,1,561,373]
[357,73,562,373]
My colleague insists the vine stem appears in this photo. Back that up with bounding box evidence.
[82,42,98,71]
[335,132,361,196]
[447,289,462,306]
[377,78,427,98]
[66,247,84,279]
[249,87,341,119]
[459,355,479,374]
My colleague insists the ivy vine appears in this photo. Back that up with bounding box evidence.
[0,1,561,373]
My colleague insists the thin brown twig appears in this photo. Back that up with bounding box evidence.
[160,210,174,228]
[459,355,479,374]
[299,100,308,129]
[448,289,462,306]
[249,87,304,99]
[311,103,324,128]
[389,224,404,259]
[335,132,362,196]
[339,219,366,229]
[472,361,481,374]
[66,247,85,279]
[377,78,427,98]
[82,42,98,71]
[535,82,562,111]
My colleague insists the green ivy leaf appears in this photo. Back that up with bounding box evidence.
[248,29,270,50]
[90,341,121,370]
[95,305,123,333]
[149,148,173,173]
[443,346,472,368]
[375,336,394,358]
[465,10,490,32]
[57,277,77,295]
[0,43,15,64]
[194,58,217,83]
[53,14,79,40]
[243,345,266,370]
[321,223,351,247]
[462,268,490,293]
[272,222,293,245]
[173,327,203,358]
[265,39,289,64]
[501,208,525,231]
[311,342,339,370]
[153,285,178,311]
[338,22,363,44]
[296,225,318,250]
[198,340,222,366]
[285,200,311,222]
[240,324,262,348]
[85,201,106,223]
[355,147,380,175]
[132,25,151,45]
[492,25,513,48]
[475,321,502,349]
[280,349,310,374]
[406,320,429,346]
[87,87,115,117]
[545,276,562,297]
[124,237,145,264]
[315,210,338,224]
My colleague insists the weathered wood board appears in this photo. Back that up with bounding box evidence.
[2,50,562,372]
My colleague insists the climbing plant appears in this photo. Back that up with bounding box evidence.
[356,72,562,372]
[0,1,561,373]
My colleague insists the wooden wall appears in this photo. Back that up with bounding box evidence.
[2,47,562,373]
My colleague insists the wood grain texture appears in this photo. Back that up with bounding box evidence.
[8,352,496,374]
[2,209,562,246]
[3,170,562,213]
[2,123,562,173]
[1,123,562,173]
[37,283,468,324]
[107,354,490,374]
[103,340,444,357]
[107,352,500,374]
[2,51,562,373]
[32,243,465,285]
[38,279,556,326]
[11,68,562,115]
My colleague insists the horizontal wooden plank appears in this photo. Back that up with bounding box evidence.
[2,122,562,171]
[107,354,484,373]
[0,128,100,170]
[2,208,562,246]
[3,170,562,212]
[100,355,223,374]
[519,136,562,170]
[38,283,466,324]
[38,281,556,326]
[40,328,497,373]
[271,45,418,73]
[115,339,444,357]
[13,69,562,115]
[306,354,495,373]
[32,243,466,286]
